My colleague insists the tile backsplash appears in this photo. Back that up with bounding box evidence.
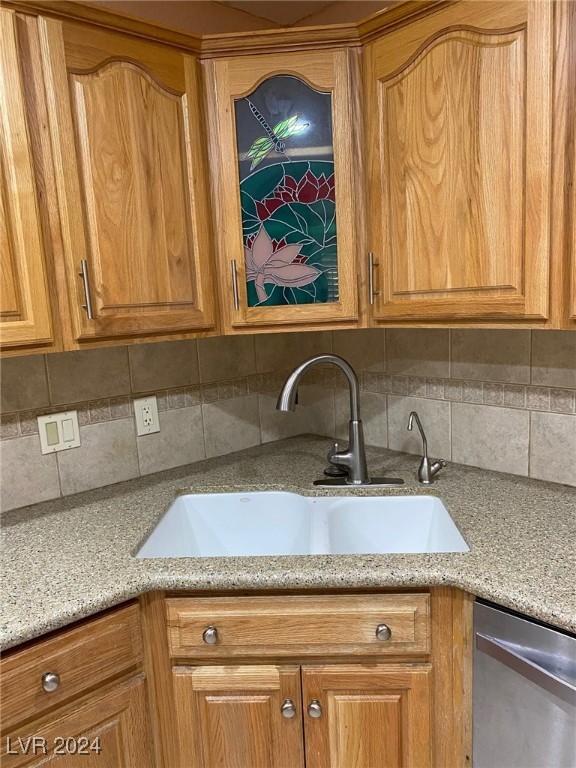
[1,329,575,511]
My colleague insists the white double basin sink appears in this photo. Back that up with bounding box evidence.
[137,491,469,558]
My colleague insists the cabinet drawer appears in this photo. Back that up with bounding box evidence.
[0,603,143,731]
[166,594,430,659]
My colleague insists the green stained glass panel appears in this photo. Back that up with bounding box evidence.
[234,76,339,307]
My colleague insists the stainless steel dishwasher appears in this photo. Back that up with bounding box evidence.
[473,599,576,767]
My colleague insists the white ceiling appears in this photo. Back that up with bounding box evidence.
[218,1,336,26]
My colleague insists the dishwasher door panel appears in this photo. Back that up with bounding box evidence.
[473,601,576,768]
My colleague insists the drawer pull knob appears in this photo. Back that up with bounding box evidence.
[307,700,323,718]
[281,699,296,718]
[41,672,60,692]
[202,626,219,644]
[376,623,392,641]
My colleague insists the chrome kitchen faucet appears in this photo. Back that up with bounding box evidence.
[276,354,403,488]
[407,411,446,484]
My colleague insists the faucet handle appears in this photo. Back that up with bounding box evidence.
[324,442,347,478]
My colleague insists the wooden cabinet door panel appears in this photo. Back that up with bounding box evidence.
[366,1,552,321]
[303,664,432,768]
[172,665,304,768]
[0,10,53,348]
[39,18,215,341]
[1,675,154,768]
[206,50,359,332]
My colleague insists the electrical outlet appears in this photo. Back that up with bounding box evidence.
[134,396,160,436]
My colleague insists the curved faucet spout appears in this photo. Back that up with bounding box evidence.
[276,354,368,484]
[276,354,361,421]
[407,411,427,457]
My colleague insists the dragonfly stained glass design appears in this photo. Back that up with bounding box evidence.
[234,76,339,307]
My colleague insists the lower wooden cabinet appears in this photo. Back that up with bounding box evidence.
[2,675,154,768]
[159,590,471,768]
[172,662,432,768]
[0,603,154,768]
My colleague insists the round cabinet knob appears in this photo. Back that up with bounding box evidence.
[41,672,60,692]
[202,626,219,645]
[281,699,297,719]
[376,623,392,641]
[307,700,323,718]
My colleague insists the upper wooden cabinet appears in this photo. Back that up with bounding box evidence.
[0,10,55,351]
[205,50,361,333]
[38,17,216,343]
[365,0,554,322]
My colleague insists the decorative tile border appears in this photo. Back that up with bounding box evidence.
[1,367,574,442]
[0,372,291,441]
[355,372,576,414]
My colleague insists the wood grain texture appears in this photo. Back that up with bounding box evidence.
[1,674,154,768]
[173,664,304,768]
[39,16,216,342]
[139,591,179,768]
[167,594,430,659]
[2,0,202,55]
[0,604,142,733]
[302,663,432,768]
[0,9,54,348]
[206,48,359,333]
[366,0,553,321]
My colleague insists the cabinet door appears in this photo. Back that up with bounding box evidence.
[0,10,54,350]
[302,663,432,768]
[172,665,304,768]
[38,18,216,342]
[206,50,359,332]
[1,675,154,768]
[365,1,552,321]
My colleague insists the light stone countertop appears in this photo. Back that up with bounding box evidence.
[1,435,575,650]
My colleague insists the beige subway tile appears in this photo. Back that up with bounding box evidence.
[255,331,332,374]
[0,435,61,511]
[129,340,199,393]
[387,395,451,459]
[530,412,576,486]
[57,419,139,495]
[531,331,576,389]
[203,395,261,458]
[452,403,529,476]
[137,406,205,475]
[332,329,385,372]
[47,348,130,405]
[335,390,387,448]
[198,335,256,383]
[451,330,530,383]
[386,329,449,377]
[1,355,50,413]
[259,385,335,444]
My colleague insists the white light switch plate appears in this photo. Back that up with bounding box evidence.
[37,411,81,454]
[134,396,160,436]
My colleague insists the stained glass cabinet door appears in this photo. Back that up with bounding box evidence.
[206,50,360,332]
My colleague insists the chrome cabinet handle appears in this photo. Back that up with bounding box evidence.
[202,626,219,645]
[476,633,576,706]
[307,700,322,718]
[78,259,94,320]
[368,252,380,305]
[280,699,296,718]
[376,623,392,641]
[231,259,240,311]
[41,672,60,692]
